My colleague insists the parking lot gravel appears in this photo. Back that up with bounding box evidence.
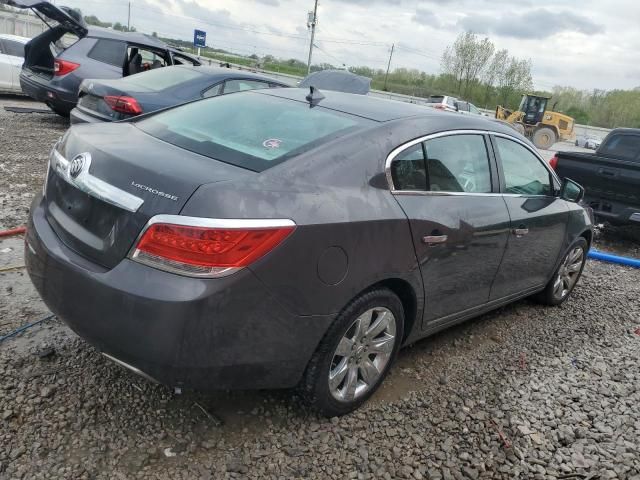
[1,97,640,480]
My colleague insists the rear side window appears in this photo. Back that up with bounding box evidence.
[494,137,551,196]
[424,135,492,193]
[600,134,640,161]
[88,39,126,67]
[1,40,24,58]
[137,91,369,172]
[172,54,198,66]
[224,79,270,94]
[391,144,427,191]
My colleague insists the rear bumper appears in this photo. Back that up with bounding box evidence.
[20,70,77,114]
[25,195,333,390]
[70,107,105,125]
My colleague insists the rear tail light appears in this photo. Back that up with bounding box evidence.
[53,59,80,76]
[549,153,559,170]
[130,216,296,278]
[104,95,143,115]
[434,104,446,110]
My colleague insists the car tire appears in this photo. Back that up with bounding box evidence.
[533,127,557,150]
[536,237,588,306]
[300,288,404,417]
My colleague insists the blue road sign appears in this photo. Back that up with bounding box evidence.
[194,29,206,48]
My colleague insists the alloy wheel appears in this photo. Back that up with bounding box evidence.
[328,307,397,402]
[553,246,585,300]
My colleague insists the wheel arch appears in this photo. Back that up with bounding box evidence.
[580,228,593,249]
[362,277,419,343]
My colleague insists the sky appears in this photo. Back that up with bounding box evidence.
[46,0,640,91]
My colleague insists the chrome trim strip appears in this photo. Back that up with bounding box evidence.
[144,214,297,230]
[51,149,144,213]
[102,353,160,384]
[631,213,640,223]
[384,129,560,196]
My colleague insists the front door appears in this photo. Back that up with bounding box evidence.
[489,135,568,299]
[389,132,511,325]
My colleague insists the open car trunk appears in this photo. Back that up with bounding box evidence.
[6,0,88,78]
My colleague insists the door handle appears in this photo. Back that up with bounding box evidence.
[512,227,529,237]
[422,235,448,245]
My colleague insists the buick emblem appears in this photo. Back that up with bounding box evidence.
[69,154,87,178]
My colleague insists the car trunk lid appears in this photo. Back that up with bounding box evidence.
[78,79,153,121]
[7,1,88,37]
[45,123,252,269]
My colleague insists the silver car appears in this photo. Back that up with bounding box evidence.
[0,34,29,94]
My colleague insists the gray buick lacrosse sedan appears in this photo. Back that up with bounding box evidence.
[25,87,593,416]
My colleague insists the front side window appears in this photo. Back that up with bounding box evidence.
[494,137,552,196]
[424,135,492,193]
[469,104,481,115]
[390,144,427,191]
[172,53,198,66]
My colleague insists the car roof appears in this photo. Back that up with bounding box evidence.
[188,66,290,85]
[0,34,30,43]
[87,27,175,50]
[258,88,438,122]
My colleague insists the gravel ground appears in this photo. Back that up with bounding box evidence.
[1,97,640,480]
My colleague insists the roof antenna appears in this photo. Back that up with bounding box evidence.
[306,86,325,106]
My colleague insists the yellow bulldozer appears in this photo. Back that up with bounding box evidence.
[495,94,575,150]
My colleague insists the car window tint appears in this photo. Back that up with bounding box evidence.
[600,134,640,161]
[88,39,126,67]
[423,135,492,193]
[137,91,369,172]
[2,40,24,58]
[202,83,223,98]
[124,66,205,91]
[427,96,444,104]
[391,144,427,191]
[224,79,270,93]
[495,137,552,196]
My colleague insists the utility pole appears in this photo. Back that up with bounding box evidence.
[384,43,395,91]
[127,1,131,31]
[306,0,318,75]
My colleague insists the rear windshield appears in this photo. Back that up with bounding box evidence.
[427,96,444,103]
[136,91,369,172]
[122,66,205,91]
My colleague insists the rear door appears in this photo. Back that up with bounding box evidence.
[490,134,568,299]
[1,40,25,91]
[388,132,511,325]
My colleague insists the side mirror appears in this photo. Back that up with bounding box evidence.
[560,178,585,203]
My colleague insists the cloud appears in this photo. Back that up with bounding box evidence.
[254,0,280,5]
[458,9,604,39]
[412,8,440,27]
